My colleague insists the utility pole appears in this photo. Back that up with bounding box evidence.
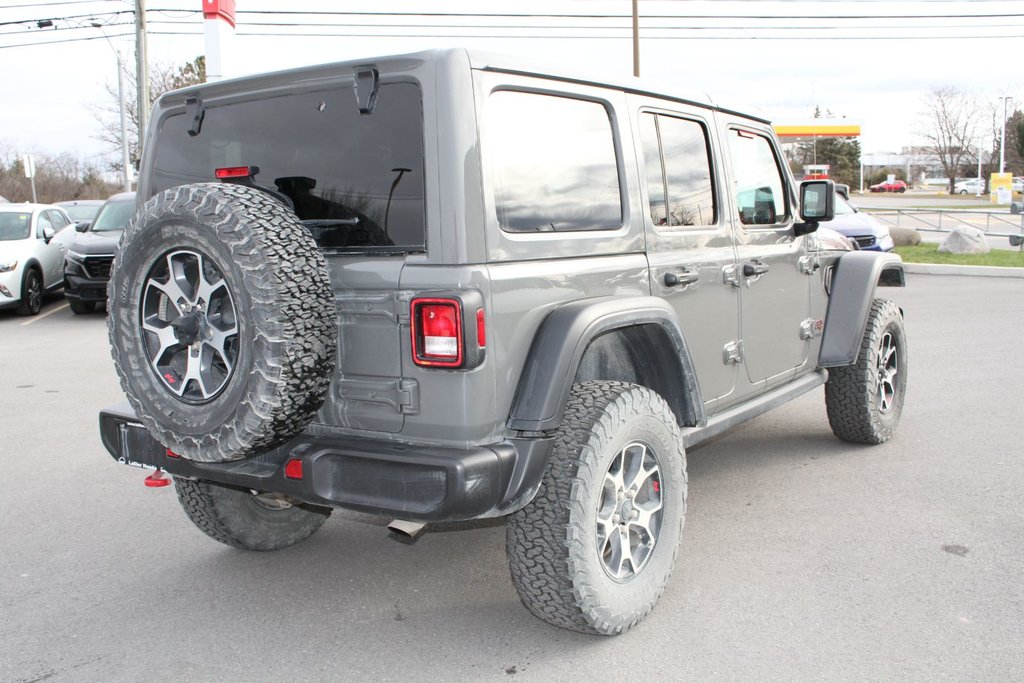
[632,0,640,77]
[91,22,131,191]
[135,0,149,163]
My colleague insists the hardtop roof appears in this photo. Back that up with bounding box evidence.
[159,48,771,125]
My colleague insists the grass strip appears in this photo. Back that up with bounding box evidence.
[895,244,1024,267]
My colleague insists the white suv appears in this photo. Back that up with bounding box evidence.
[0,203,76,315]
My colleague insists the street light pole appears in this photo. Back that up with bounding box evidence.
[999,96,1012,174]
[91,23,131,192]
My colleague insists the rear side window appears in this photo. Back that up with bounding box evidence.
[639,113,716,227]
[727,129,789,226]
[151,82,425,252]
[487,90,621,232]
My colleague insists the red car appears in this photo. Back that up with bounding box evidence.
[869,179,908,193]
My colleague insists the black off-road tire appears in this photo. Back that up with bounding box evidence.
[108,183,337,462]
[17,268,43,316]
[68,298,95,315]
[174,477,331,551]
[506,381,687,636]
[825,298,907,444]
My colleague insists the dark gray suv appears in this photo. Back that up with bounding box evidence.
[100,49,907,635]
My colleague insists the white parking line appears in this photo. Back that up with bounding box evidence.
[20,302,69,326]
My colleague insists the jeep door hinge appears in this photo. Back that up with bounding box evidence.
[722,264,741,288]
[798,255,819,275]
[723,340,744,364]
[799,318,824,340]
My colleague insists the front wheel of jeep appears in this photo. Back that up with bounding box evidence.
[173,478,331,551]
[825,298,908,444]
[506,381,687,635]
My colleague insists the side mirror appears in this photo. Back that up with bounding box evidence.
[795,180,835,235]
[75,221,91,232]
[42,226,55,243]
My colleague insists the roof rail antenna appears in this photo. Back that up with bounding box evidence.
[353,66,380,116]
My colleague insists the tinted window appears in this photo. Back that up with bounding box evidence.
[488,91,621,232]
[151,82,425,252]
[92,199,136,232]
[727,130,788,226]
[639,113,715,227]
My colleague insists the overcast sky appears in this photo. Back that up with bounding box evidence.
[1,0,1022,171]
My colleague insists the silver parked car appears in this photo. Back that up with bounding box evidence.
[0,204,76,315]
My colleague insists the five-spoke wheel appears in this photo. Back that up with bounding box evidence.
[141,249,239,403]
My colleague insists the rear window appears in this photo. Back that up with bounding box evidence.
[486,90,622,233]
[151,82,426,252]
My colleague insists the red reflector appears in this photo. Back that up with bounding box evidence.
[144,469,171,487]
[476,308,486,348]
[411,298,463,367]
[166,448,180,459]
[215,165,255,179]
[284,458,304,480]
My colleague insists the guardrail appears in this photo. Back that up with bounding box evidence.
[859,207,1024,250]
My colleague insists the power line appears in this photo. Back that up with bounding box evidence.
[141,29,1024,41]
[148,8,1024,20]
[0,0,122,7]
[0,29,130,49]
[0,10,127,28]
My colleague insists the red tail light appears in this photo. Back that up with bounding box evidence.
[476,308,486,348]
[215,165,258,179]
[411,298,463,367]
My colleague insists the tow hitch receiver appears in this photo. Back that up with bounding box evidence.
[144,469,171,488]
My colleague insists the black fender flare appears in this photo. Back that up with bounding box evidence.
[819,251,905,367]
[506,296,704,432]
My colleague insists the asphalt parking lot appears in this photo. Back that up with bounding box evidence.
[2,275,1023,681]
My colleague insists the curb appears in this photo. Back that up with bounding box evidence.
[902,263,1024,278]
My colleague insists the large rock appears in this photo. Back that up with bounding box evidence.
[890,226,922,247]
[938,226,989,255]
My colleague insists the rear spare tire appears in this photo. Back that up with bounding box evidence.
[108,183,336,462]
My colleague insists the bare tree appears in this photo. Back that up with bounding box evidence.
[919,86,980,194]
[0,142,118,203]
[91,56,206,174]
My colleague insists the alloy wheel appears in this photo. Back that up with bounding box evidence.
[596,441,664,581]
[140,249,239,403]
[877,331,898,413]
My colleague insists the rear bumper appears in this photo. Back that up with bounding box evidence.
[99,403,552,522]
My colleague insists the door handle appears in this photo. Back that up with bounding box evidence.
[742,262,769,277]
[664,270,699,287]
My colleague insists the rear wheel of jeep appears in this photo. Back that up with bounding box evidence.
[173,478,331,551]
[825,298,907,444]
[506,381,687,635]
[107,183,337,462]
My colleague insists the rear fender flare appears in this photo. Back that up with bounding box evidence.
[507,296,704,432]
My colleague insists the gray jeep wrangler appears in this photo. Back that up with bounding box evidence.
[100,49,907,636]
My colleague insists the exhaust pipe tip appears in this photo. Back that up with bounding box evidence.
[387,519,427,542]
